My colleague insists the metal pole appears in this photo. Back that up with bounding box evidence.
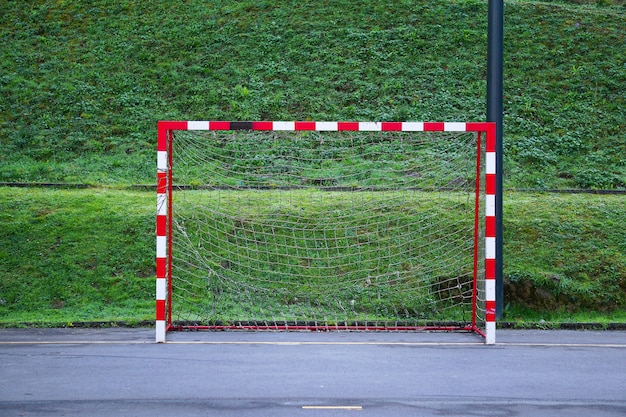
[487,0,504,319]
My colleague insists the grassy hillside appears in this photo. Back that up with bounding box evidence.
[0,0,624,189]
[0,0,624,326]
[0,188,154,325]
[0,187,624,326]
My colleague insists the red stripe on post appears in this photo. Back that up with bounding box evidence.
[156,299,166,320]
[209,121,231,130]
[156,215,167,236]
[157,172,168,194]
[295,121,316,130]
[381,122,403,131]
[485,124,497,152]
[485,216,496,238]
[157,127,167,151]
[486,173,497,195]
[465,122,490,132]
[338,122,359,131]
[485,258,496,280]
[424,122,445,131]
[465,122,496,151]
[156,258,166,278]
[156,121,186,151]
[252,121,273,130]
[159,121,188,131]
[485,300,496,322]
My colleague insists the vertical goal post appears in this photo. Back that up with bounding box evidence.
[156,121,497,344]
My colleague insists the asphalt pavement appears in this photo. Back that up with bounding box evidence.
[1,328,625,416]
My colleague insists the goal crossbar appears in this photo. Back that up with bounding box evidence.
[156,121,497,344]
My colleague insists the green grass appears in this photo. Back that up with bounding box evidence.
[502,192,626,317]
[0,0,624,189]
[0,0,624,326]
[0,187,624,326]
[0,188,154,325]
[503,306,626,329]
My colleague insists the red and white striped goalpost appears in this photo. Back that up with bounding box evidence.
[156,121,497,344]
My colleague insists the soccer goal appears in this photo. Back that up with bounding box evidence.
[156,121,496,344]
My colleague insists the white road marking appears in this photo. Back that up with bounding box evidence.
[302,405,363,410]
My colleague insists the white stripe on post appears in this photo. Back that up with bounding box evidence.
[485,322,496,345]
[156,320,166,343]
[156,236,167,258]
[157,151,168,171]
[188,121,209,130]
[358,122,382,131]
[444,122,467,132]
[485,237,496,264]
[156,276,167,300]
[157,196,167,216]
[486,153,496,175]
[485,195,495,217]
[485,279,496,302]
[401,122,424,131]
[316,122,338,131]
[273,121,295,131]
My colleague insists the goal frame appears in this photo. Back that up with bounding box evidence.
[156,121,497,344]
